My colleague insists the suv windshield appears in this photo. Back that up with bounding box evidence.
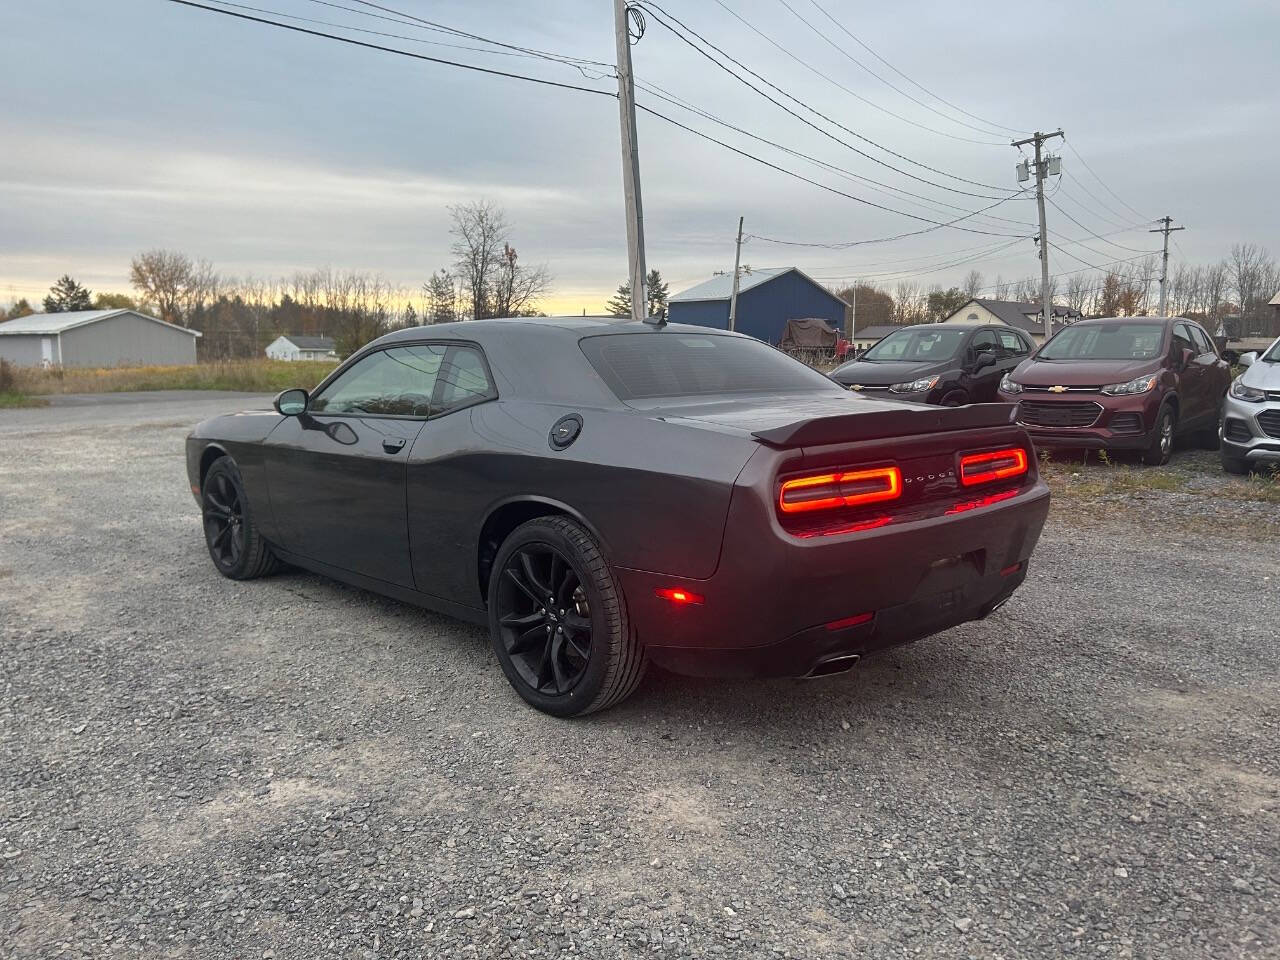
[862,328,967,362]
[580,333,841,401]
[1038,323,1164,361]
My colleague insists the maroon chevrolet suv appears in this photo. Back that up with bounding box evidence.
[996,316,1231,465]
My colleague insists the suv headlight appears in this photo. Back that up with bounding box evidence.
[1101,374,1158,396]
[1230,377,1266,402]
[889,375,941,394]
[999,374,1022,395]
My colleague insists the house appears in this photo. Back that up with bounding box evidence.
[0,309,200,368]
[848,324,901,354]
[940,298,1083,342]
[667,267,848,345]
[265,334,338,362]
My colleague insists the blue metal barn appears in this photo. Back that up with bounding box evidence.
[666,267,847,345]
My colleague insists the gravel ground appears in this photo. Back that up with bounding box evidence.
[1,397,1278,959]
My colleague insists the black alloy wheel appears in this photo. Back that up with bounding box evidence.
[495,543,593,696]
[200,456,281,580]
[487,516,647,717]
[203,469,245,571]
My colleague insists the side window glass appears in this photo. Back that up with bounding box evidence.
[310,344,447,416]
[1190,326,1215,357]
[437,346,495,413]
[1171,324,1195,358]
[970,330,999,356]
[997,331,1027,357]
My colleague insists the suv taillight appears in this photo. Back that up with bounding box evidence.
[778,466,902,514]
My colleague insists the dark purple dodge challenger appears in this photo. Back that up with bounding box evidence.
[186,317,1049,716]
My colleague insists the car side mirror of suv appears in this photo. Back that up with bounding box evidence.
[274,388,309,416]
[972,351,996,372]
[1238,351,1257,369]
[1179,347,1195,370]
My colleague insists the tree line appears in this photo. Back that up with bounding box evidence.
[2,201,557,360]
[836,242,1278,334]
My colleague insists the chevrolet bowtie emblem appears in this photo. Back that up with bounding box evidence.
[1048,385,1068,393]
[849,384,864,391]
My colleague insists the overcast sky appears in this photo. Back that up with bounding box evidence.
[3,0,1277,313]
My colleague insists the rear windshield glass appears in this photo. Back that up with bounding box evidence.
[579,333,841,401]
[862,327,967,362]
[1038,323,1165,361]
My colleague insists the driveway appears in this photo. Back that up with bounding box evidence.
[0,394,1276,958]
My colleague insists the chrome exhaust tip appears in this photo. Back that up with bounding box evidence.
[805,653,861,679]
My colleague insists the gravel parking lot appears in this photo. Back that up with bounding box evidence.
[2,395,1278,959]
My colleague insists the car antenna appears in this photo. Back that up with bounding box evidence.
[643,311,666,329]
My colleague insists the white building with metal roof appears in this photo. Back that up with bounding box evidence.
[0,309,201,367]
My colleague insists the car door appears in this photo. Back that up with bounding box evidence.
[263,343,449,588]
[1171,322,1209,427]
[965,328,1004,401]
[993,328,1032,395]
[1189,323,1230,418]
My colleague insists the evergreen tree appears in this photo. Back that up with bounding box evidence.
[606,269,668,319]
[4,298,34,320]
[42,275,93,313]
[606,281,632,318]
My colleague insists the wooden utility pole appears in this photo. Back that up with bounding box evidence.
[1012,130,1064,341]
[1150,216,1185,317]
[613,0,654,325]
[728,216,744,332]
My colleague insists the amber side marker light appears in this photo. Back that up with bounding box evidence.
[959,448,1028,487]
[655,587,705,605]
[779,466,902,514]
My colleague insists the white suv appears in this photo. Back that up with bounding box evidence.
[1220,337,1280,474]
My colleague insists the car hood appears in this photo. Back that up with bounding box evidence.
[829,358,951,385]
[1012,357,1159,387]
[1240,358,1280,390]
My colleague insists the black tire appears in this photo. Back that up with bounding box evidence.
[1221,449,1249,475]
[940,390,968,407]
[1142,402,1177,466]
[201,456,282,580]
[487,516,646,717]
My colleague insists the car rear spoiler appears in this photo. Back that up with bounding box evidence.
[752,402,1018,448]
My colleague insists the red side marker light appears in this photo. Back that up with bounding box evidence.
[959,447,1028,487]
[945,488,1020,514]
[825,612,874,631]
[1000,562,1023,577]
[779,466,902,514]
[655,587,705,605]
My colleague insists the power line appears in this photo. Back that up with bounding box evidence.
[807,236,1028,283]
[634,79,1035,231]
[1062,137,1150,222]
[1045,196,1160,255]
[634,0,1013,197]
[169,0,1034,243]
[634,102,1031,236]
[162,0,621,97]
[800,0,1028,137]
[706,0,1005,145]
[1061,172,1149,230]
[768,0,1008,141]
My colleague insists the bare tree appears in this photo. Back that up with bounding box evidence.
[1064,274,1090,315]
[424,269,458,324]
[490,244,551,318]
[129,250,201,325]
[961,270,984,299]
[450,201,508,319]
[1229,243,1275,329]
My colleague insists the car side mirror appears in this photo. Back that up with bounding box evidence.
[274,388,309,416]
[1238,351,1257,368]
[972,350,996,372]
[1179,347,1195,369]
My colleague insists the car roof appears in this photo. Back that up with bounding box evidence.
[376,315,740,346]
[1070,316,1171,326]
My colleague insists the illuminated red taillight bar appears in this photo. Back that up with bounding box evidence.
[958,447,1028,487]
[778,466,902,514]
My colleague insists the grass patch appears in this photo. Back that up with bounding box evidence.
[10,359,338,396]
[1040,450,1280,506]
[0,392,49,408]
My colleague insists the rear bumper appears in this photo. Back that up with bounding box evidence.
[618,478,1050,680]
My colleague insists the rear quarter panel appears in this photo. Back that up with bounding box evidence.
[405,401,759,607]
